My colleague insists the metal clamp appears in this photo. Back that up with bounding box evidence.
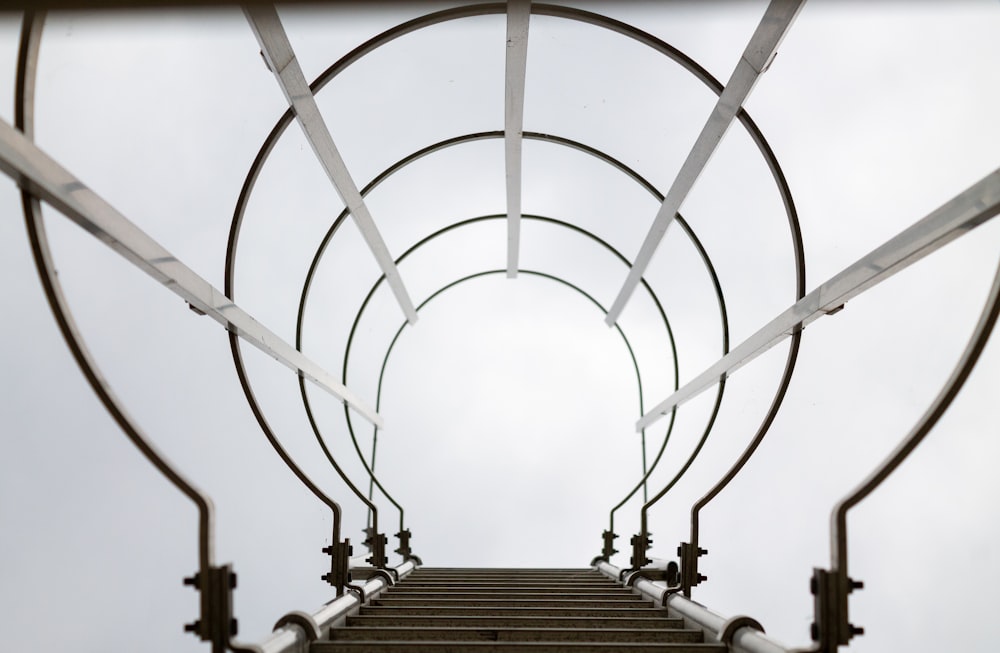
[810,568,864,651]
[272,610,321,642]
[321,539,353,593]
[718,615,765,645]
[183,564,238,653]
[363,529,388,569]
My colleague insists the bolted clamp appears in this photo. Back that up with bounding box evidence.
[810,567,865,652]
[677,542,709,595]
[364,529,388,569]
[601,530,619,561]
[629,531,652,570]
[321,538,353,594]
[395,528,415,562]
[183,564,238,653]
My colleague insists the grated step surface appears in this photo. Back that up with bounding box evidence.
[313,567,715,653]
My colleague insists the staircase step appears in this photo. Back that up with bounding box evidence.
[380,592,646,601]
[330,627,703,643]
[373,598,652,608]
[314,643,727,653]
[359,606,668,618]
[394,584,617,592]
[346,615,687,630]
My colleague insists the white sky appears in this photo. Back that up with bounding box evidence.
[1,2,998,652]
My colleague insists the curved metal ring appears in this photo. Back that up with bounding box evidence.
[227,1,805,559]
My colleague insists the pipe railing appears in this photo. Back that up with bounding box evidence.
[7,5,998,653]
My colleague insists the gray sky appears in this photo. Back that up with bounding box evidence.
[1,2,998,652]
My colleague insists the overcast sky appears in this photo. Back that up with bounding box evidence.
[1,2,998,652]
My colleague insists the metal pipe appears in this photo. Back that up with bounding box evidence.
[258,561,416,653]
[596,561,792,653]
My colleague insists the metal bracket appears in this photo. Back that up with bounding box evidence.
[810,567,864,652]
[719,615,765,645]
[678,542,708,595]
[321,538,353,594]
[272,610,321,642]
[624,560,678,587]
[629,530,652,570]
[363,529,388,569]
[599,529,619,562]
[348,567,396,586]
[183,564,238,653]
[394,528,415,562]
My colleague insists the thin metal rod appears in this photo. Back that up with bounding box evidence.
[244,4,418,325]
[0,119,383,429]
[14,13,268,653]
[827,258,1000,644]
[638,167,1000,431]
[605,0,805,325]
[505,0,531,277]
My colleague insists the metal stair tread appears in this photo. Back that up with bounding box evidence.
[312,642,728,652]
[329,626,704,642]
[345,615,686,629]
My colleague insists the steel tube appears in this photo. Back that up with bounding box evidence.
[258,561,415,653]
[638,167,1000,431]
[595,562,791,653]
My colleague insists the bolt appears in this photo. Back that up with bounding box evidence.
[184,621,201,633]
[230,618,239,636]
[810,577,818,594]
[810,623,819,641]
[321,545,333,555]
[677,546,683,557]
[850,624,865,637]
[229,572,237,589]
[183,575,198,587]
[698,548,708,555]
[849,578,864,591]
[697,574,708,583]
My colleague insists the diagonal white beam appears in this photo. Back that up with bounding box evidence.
[244,4,418,325]
[0,117,385,429]
[636,168,1000,431]
[505,0,531,278]
[605,0,805,325]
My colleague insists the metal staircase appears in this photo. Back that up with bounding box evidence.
[315,568,723,653]
[2,3,998,653]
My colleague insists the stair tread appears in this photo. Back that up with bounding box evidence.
[374,598,651,607]
[331,626,702,643]
[346,615,686,629]
[361,606,667,617]
[314,643,727,652]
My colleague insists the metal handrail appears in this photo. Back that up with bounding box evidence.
[15,11,260,652]
[595,560,792,653]
[806,258,1000,652]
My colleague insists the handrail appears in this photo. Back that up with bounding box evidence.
[595,561,792,653]
[257,560,417,653]
[15,11,259,652]
[808,258,1000,652]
